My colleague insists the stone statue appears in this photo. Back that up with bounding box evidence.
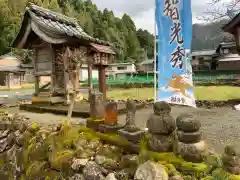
[174,113,206,163]
[146,101,176,152]
[118,100,144,143]
[124,100,139,132]
[222,145,240,175]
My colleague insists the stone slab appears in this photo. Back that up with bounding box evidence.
[86,119,104,131]
[19,103,146,118]
[118,129,145,143]
[99,124,125,133]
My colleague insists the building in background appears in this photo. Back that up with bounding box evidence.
[139,59,154,73]
[0,54,30,89]
[79,63,99,82]
[191,50,217,71]
[106,62,136,78]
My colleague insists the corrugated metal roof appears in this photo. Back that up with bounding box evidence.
[140,59,154,65]
[90,43,115,54]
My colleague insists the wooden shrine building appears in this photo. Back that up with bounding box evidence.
[223,12,240,54]
[12,3,115,104]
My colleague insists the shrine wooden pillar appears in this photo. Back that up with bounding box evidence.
[98,65,107,99]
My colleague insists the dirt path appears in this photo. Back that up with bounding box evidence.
[9,105,240,154]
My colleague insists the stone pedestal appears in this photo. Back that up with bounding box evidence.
[86,119,104,131]
[222,146,240,175]
[118,100,145,143]
[174,113,206,163]
[146,102,176,152]
[99,124,124,133]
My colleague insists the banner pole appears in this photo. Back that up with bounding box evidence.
[153,0,157,103]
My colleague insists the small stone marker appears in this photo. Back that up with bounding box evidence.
[146,101,176,152]
[118,100,145,143]
[99,101,124,133]
[104,102,118,125]
[222,145,240,175]
[174,113,206,163]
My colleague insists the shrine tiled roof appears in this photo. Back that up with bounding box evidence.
[12,3,111,48]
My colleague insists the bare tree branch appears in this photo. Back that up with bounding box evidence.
[198,0,240,22]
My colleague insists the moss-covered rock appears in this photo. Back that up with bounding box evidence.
[212,168,240,180]
[48,150,75,171]
[27,123,40,134]
[26,161,47,178]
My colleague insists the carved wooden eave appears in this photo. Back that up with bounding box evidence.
[12,3,110,49]
[90,43,116,66]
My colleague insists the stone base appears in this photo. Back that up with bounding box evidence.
[175,141,206,163]
[148,134,174,152]
[32,95,65,105]
[118,129,145,143]
[86,119,104,131]
[99,124,124,133]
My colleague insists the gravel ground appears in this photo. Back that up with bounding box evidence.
[118,105,240,154]
[7,105,240,154]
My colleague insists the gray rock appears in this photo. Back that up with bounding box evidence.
[134,161,168,180]
[105,173,117,180]
[0,130,10,139]
[177,130,202,144]
[115,169,132,179]
[71,158,89,171]
[147,114,176,135]
[95,155,107,165]
[176,113,201,132]
[69,174,85,180]
[83,161,105,180]
[120,155,138,168]
[0,138,8,153]
[148,134,173,152]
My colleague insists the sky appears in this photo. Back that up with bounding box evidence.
[91,0,228,33]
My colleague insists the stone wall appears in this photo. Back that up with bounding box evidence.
[0,104,239,180]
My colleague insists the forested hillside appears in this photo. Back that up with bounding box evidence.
[0,0,234,63]
[0,0,154,63]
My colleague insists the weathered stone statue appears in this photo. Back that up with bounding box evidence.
[174,113,206,163]
[99,101,124,133]
[146,101,176,152]
[87,91,105,131]
[89,91,105,119]
[118,100,145,143]
[104,101,118,125]
[124,100,138,131]
[222,145,240,175]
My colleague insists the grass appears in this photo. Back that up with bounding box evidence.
[0,83,34,92]
[82,86,240,101]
